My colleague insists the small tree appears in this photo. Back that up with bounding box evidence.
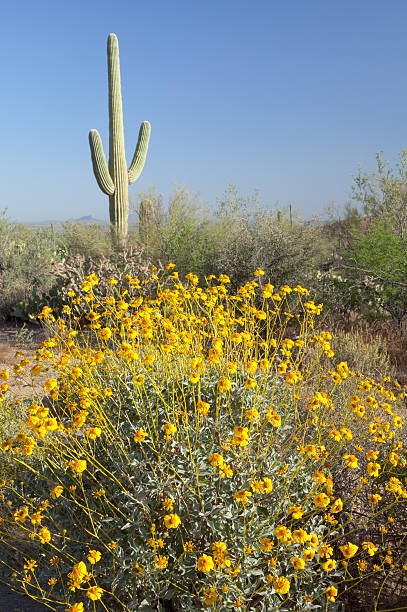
[328,150,407,334]
[352,149,407,239]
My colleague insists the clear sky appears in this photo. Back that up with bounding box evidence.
[1,0,407,221]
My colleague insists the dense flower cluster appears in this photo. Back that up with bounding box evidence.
[0,267,405,610]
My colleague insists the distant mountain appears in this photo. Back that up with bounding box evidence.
[66,215,108,225]
[25,214,139,229]
[25,215,108,229]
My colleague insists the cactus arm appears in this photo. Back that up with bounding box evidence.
[128,121,151,184]
[89,130,115,196]
[88,33,151,248]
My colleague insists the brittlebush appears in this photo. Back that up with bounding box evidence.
[0,267,405,611]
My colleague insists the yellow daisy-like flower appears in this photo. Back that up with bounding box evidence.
[71,460,87,475]
[263,477,273,493]
[330,498,343,514]
[362,541,378,556]
[100,327,112,341]
[288,505,303,519]
[203,586,218,605]
[24,559,37,572]
[314,493,330,508]
[132,562,144,576]
[218,377,232,393]
[325,586,338,602]
[393,416,402,428]
[163,513,181,529]
[367,462,381,478]
[322,559,336,571]
[272,575,290,594]
[197,554,215,572]
[340,542,359,559]
[234,490,252,506]
[134,429,148,443]
[232,426,250,447]
[189,371,200,384]
[44,379,58,393]
[344,454,358,468]
[218,463,233,478]
[163,423,177,439]
[275,525,291,542]
[38,527,51,544]
[260,537,274,552]
[209,453,224,467]
[302,548,315,562]
[155,555,168,569]
[87,550,101,565]
[86,586,103,601]
[50,486,63,499]
[88,427,101,439]
[162,497,174,510]
[245,407,259,421]
[291,556,305,570]
[266,408,281,427]
[68,604,84,612]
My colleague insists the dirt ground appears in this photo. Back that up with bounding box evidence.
[0,323,53,399]
[0,580,49,611]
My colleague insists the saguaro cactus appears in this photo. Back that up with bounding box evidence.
[139,199,156,244]
[89,33,151,248]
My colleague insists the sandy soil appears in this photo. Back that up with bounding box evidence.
[0,581,49,611]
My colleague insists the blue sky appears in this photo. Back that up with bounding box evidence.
[1,0,407,221]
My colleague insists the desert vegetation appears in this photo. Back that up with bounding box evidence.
[0,157,406,611]
[0,27,406,612]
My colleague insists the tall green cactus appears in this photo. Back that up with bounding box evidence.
[139,198,156,244]
[89,33,151,248]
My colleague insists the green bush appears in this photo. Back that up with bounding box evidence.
[57,221,115,260]
[136,185,218,280]
[0,212,61,321]
[13,245,158,323]
[134,184,330,294]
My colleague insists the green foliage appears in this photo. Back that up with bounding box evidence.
[339,216,407,329]
[0,400,34,479]
[352,150,407,237]
[14,247,158,322]
[0,212,61,321]
[211,198,329,292]
[57,221,115,259]
[136,185,218,280]
[134,184,330,293]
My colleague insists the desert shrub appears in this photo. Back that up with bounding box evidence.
[0,270,405,611]
[327,329,396,382]
[14,246,159,323]
[57,221,138,260]
[57,221,115,260]
[136,185,218,280]
[336,218,407,331]
[208,187,330,294]
[0,212,61,321]
[317,151,407,333]
[134,185,330,294]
